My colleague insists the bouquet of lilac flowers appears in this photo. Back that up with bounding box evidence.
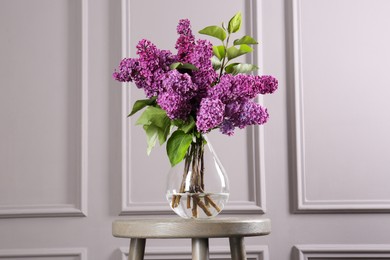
[114,12,277,165]
[114,13,277,217]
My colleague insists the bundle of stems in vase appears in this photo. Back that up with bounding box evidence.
[170,137,221,217]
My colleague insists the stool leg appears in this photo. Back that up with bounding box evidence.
[229,237,247,260]
[128,238,146,260]
[192,238,209,260]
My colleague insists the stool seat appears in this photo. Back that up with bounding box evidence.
[112,217,271,260]
[112,217,271,239]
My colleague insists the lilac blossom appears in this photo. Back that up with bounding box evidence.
[162,70,198,97]
[113,58,139,82]
[156,70,198,120]
[258,75,278,94]
[220,120,235,136]
[219,101,269,135]
[175,21,217,91]
[202,73,276,135]
[209,74,278,102]
[175,19,195,61]
[189,40,218,90]
[112,39,176,98]
[207,74,235,102]
[157,92,192,120]
[196,98,225,133]
[236,101,269,128]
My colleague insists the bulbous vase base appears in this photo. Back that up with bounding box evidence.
[167,192,229,219]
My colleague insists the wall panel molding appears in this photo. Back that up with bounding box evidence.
[293,244,390,260]
[0,0,88,218]
[120,245,269,260]
[0,248,87,259]
[120,0,266,216]
[291,0,390,213]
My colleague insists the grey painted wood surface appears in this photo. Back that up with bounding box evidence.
[112,217,271,239]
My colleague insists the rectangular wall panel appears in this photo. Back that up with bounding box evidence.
[0,0,88,217]
[120,245,268,260]
[120,0,266,215]
[0,248,87,260]
[294,245,390,260]
[291,0,390,212]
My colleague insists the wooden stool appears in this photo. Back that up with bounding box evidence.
[112,217,271,260]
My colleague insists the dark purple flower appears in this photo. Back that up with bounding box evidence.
[207,74,234,102]
[177,19,194,38]
[162,70,198,97]
[218,101,269,135]
[157,92,192,120]
[208,74,278,102]
[112,58,139,82]
[112,39,177,98]
[190,40,218,89]
[220,120,235,136]
[258,75,278,94]
[196,98,225,133]
[236,101,269,128]
[231,74,258,100]
[176,19,195,61]
[175,20,217,90]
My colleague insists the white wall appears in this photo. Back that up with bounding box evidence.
[1,0,390,259]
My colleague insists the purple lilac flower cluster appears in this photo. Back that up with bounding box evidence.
[113,19,278,135]
[196,74,277,135]
[113,39,176,98]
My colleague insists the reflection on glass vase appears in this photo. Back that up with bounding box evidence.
[166,135,229,219]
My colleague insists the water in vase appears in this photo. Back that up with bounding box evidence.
[167,192,229,219]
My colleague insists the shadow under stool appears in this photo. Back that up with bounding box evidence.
[112,217,271,260]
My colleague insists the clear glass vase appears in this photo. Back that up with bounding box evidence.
[166,135,229,219]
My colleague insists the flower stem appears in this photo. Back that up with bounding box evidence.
[171,135,219,218]
[219,34,231,80]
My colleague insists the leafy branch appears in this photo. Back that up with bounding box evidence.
[128,96,196,166]
[198,12,259,78]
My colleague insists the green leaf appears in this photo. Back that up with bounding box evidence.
[228,12,242,33]
[166,130,193,167]
[211,56,221,71]
[227,44,253,60]
[224,63,240,74]
[212,45,226,60]
[180,116,195,134]
[171,119,184,128]
[154,117,172,145]
[198,26,227,41]
[143,125,159,155]
[233,35,258,45]
[138,107,172,154]
[128,97,157,117]
[136,106,169,129]
[180,63,198,71]
[170,62,182,70]
[172,117,195,134]
[225,63,259,75]
[170,62,198,71]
